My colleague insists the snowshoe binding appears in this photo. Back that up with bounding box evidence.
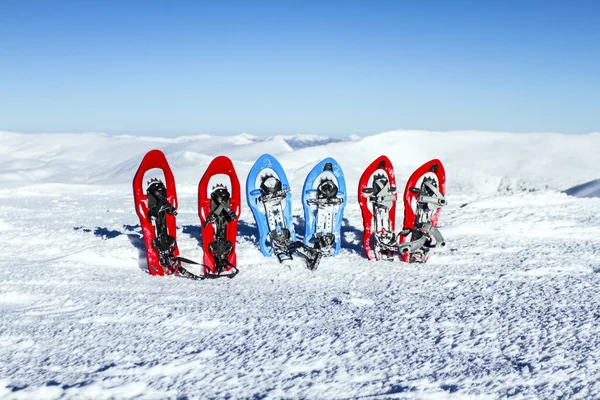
[203,185,239,277]
[146,179,203,279]
[147,179,179,272]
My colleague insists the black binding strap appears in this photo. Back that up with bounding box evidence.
[147,180,206,280]
[203,186,240,277]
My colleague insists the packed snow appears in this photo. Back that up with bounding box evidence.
[1,129,600,399]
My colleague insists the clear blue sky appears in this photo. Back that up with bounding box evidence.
[1,0,598,136]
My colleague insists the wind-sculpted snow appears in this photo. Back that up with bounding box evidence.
[1,130,600,398]
[564,179,600,198]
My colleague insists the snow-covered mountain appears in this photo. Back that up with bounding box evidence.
[2,129,598,193]
[1,129,600,399]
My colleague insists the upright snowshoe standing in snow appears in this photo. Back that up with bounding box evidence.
[247,154,295,260]
[198,156,241,278]
[133,150,201,279]
[398,159,447,263]
[302,158,347,262]
[247,154,320,268]
[358,155,398,261]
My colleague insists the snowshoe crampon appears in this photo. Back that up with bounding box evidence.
[199,156,241,278]
[399,159,447,263]
[358,155,398,261]
[302,158,346,261]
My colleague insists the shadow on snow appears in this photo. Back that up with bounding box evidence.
[72,213,367,273]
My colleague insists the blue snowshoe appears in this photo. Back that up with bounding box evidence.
[302,158,347,260]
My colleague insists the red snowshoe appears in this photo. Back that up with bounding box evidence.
[133,150,183,276]
[198,156,241,278]
[358,155,398,260]
[133,150,202,279]
[398,159,447,263]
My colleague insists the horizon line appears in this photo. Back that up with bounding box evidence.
[1,128,600,138]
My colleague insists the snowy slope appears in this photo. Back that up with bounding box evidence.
[1,130,600,399]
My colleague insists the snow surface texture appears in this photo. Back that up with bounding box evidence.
[1,129,600,399]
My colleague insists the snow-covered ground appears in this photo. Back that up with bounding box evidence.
[1,129,600,399]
